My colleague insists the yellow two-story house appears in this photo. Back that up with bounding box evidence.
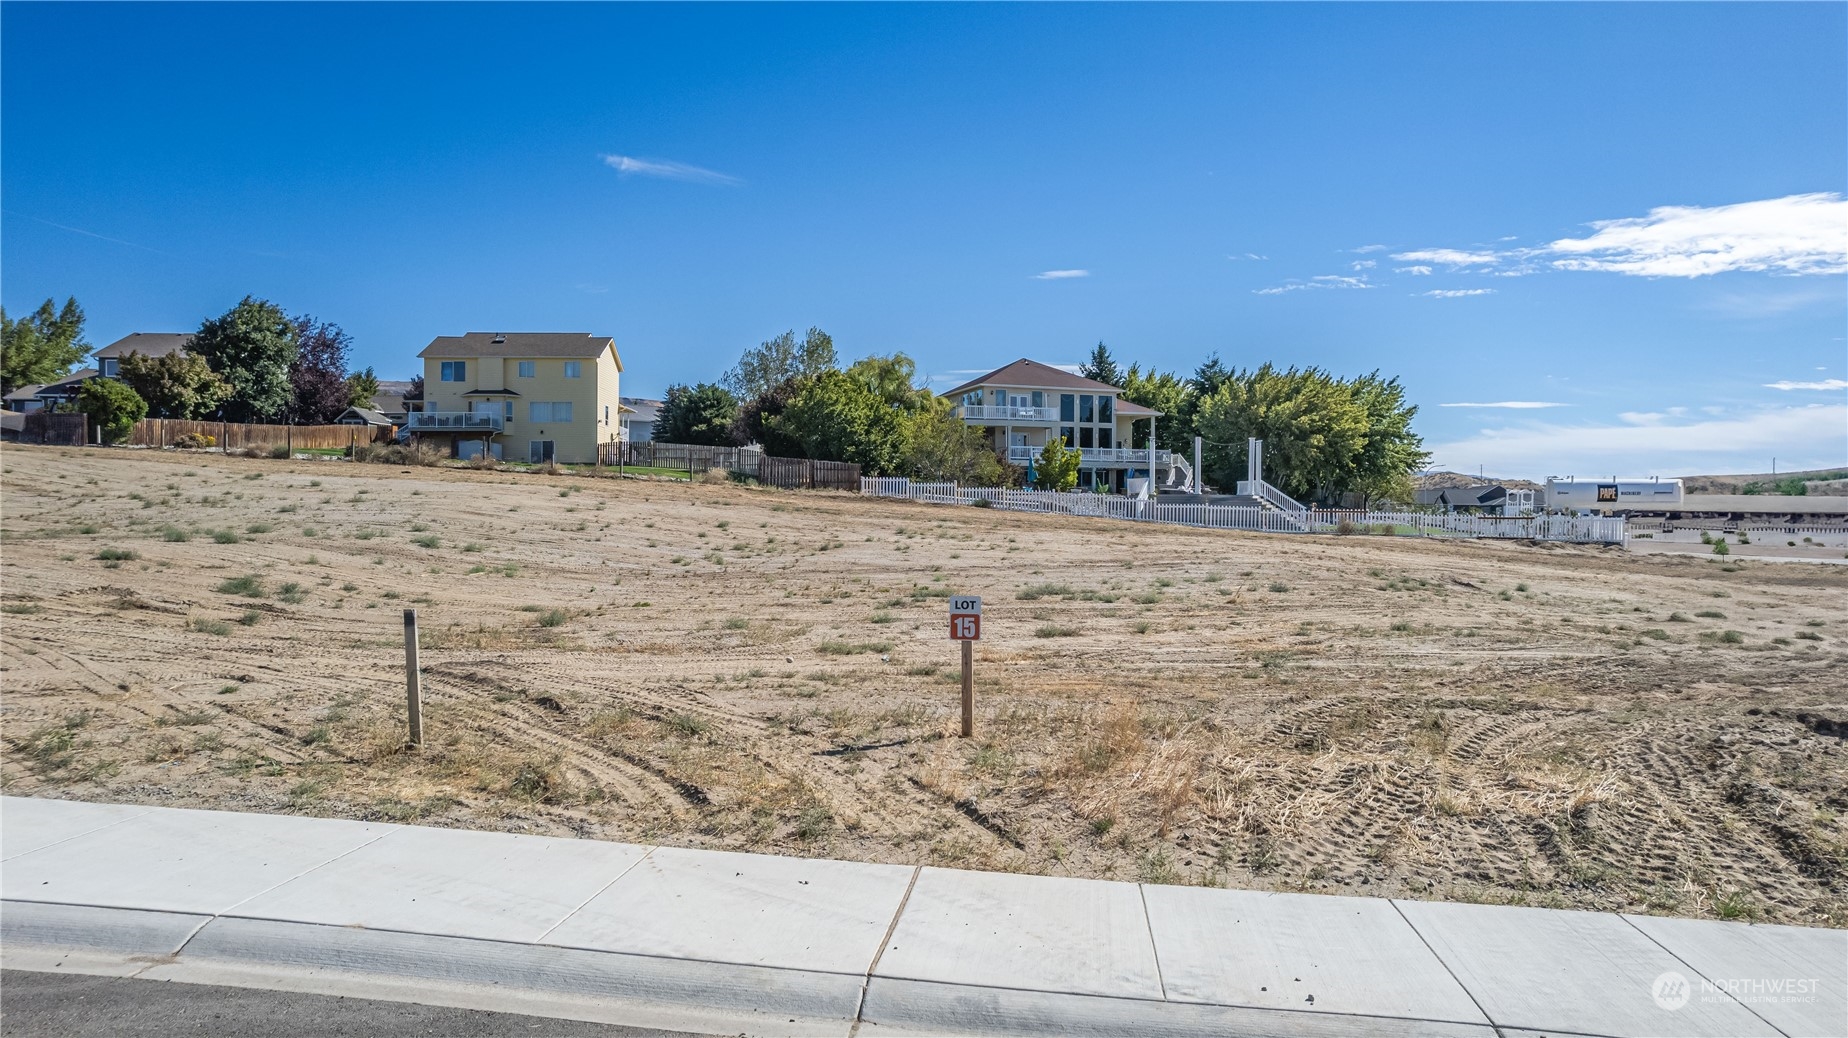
[410,332,623,464]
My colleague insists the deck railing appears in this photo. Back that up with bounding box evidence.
[404,411,503,433]
[959,405,1059,422]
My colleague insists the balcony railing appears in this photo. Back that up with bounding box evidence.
[1008,445,1179,467]
[405,411,503,433]
[959,405,1059,422]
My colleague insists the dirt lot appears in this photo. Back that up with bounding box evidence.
[4,446,1845,927]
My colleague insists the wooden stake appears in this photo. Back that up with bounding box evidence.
[960,638,974,738]
[403,609,423,747]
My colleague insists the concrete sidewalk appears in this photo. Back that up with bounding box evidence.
[1,797,1841,1038]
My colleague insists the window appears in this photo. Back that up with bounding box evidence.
[529,440,555,463]
[1059,426,1075,447]
[504,401,514,421]
[1097,396,1113,422]
[1030,391,1045,408]
[604,405,610,424]
[563,361,582,379]
[961,390,984,408]
[1079,427,1095,448]
[99,359,119,378]
[1097,428,1112,449]
[1078,395,1094,423]
[529,401,574,423]
[1060,394,1075,421]
[440,361,466,382]
[517,361,535,378]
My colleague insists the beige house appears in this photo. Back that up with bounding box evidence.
[409,332,623,464]
[944,359,1192,491]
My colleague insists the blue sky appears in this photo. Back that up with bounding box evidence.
[4,3,1844,478]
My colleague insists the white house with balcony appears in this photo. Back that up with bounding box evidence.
[943,359,1193,492]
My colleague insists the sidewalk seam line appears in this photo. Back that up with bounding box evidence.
[1388,899,1503,1036]
[531,846,658,945]
[849,864,921,1037]
[1137,883,1168,1001]
[1617,913,1793,1038]
[212,825,405,919]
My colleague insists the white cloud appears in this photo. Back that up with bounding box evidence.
[1764,378,1848,391]
[1351,259,1376,270]
[1427,404,1848,479]
[1422,288,1495,298]
[600,154,740,185]
[1439,401,1567,409]
[1031,269,1090,280]
[1256,275,1374,295]
[1352,244,1389,253]
[1544,192,1847,277]
[1390,248,1502,267]
[1227,253,1268,261]
[1395,265,1433,276]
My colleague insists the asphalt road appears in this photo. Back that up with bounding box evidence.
[0,971,723,1038]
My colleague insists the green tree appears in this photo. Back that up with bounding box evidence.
[344,366,382,409]
[1,297,90,395]
[846,352,931,410]
[188,297,299,422]
[1079,341,1123,387]
[118,350,231,419]
[725,327,836,400]
[1119,364,1193,452]
[1035,439,1080,491]
[655,382,739,445]
[767,370,906,474]
[901,404,1005,484]
[1195,364,1425,504]
[75,378,147,443]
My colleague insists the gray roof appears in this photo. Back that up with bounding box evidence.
[369,380,415,415]
[944,359,1124,398]
[95,333,192,360]
[338,407,393,426]
[8,369,98,399]
[621,396,663,422]
[419,332,619,364]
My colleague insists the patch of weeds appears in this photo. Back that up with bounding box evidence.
[412,534,441,549]
[245,522,273,534]
[536,608,568,628]
[2,603,44,615]
[818,641,892,656]
[216,575,265,597]
[301,726,332,746]
[1268,582,1290,593]
[1639,628,1670,640]
[462,543,483,552]
[278,582,307,604]
[95,547,139,561]
[1667,612,1691,622]
[1018,582,1076,600]
[1696,609,1725,619]
[237,609,262,626]
[722,617,749,629]
[1034,624,1079,638]
[1138,847,1181,885]
[212,530,241,544]
[664,713,711,737]
[793,805,835,842]
[190,617,232,636]
[157,708,217,727]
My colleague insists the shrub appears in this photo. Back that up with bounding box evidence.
[536,608,568,628]
[173,433,216,449]
[216,574,265,597]
[190,617,232,636]
[212,530,241,544]
[466,454,500,470]
[95,547,139,561]
[1035,624,1079,638]
[162,526,191,542]
[1711,541,1730,556]
[412,534,441,549]
[75,378,148,444]
[352,442,443,466]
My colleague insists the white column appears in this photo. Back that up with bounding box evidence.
[1148,416,1157,489]
[1194,435,1203,494]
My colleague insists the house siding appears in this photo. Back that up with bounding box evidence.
[421,349,620,464]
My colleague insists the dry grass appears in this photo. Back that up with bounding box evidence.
[2,445,1845,927]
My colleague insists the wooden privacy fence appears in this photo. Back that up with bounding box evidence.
[758,456,862,490]
[128,420,393,451]
[18,413,87,446]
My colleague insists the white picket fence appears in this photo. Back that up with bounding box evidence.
[861,478,1627,544]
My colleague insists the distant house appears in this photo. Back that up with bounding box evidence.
[2,368,98,413]
[94,332,192,379]
[620,397,662,443]
[409,332,623,464]
[369,380,417,424]
[942,359,1190,492]
[336,407,393,428]
[1414,484,1536,515]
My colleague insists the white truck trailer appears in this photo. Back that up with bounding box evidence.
[1545,476,1684,512]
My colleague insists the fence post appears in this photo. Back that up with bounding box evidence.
[286,425,292,457]
[403,609,424,747]
[960,639,974,738]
